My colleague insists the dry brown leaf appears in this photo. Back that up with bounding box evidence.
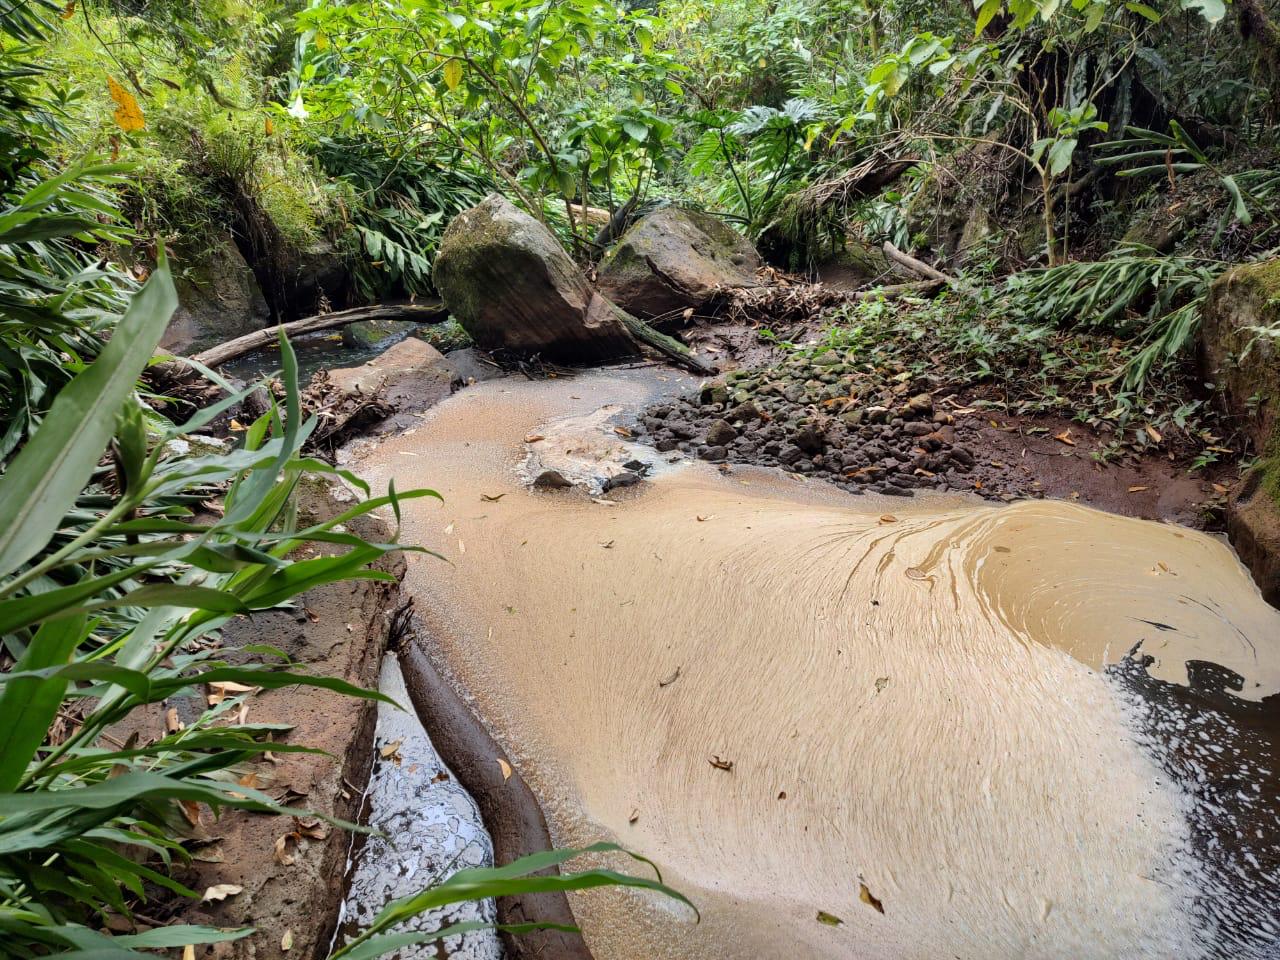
[380,739,403,760]
[658,666,681,687]
[164,707,183,734]
[524,434,546,443]
[274,834,296,866]
[107,76,145,132]
[628,808,640,824]
[695,514,715,522]
[178,799,202,827]
[480,493,506,502]
[777,790,787,800]
[1127,485,1149,493]
[708,755,734,772]
[613,426,633,437]
[202,883,243,902]
[904,566,934,584]
[281,929,294,951]
[1212,482,1230,494]
[878,514,897,524]
[859,882,885,914]
[1145,425,1163,443]
[1053,430,1076,446]
[497,758,513,782]
[431,770,451,783]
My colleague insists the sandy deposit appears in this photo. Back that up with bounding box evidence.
[356,367,1280,960]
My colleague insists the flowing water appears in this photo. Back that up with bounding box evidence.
[355,367,1280,960]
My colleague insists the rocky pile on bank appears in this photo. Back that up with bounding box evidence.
[629,351,1037,500]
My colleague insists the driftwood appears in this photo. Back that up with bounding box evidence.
[617,309,716,375]
[881,241,954,284]
[189,302,447,368]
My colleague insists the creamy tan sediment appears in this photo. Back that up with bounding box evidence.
[357,369,1280,960]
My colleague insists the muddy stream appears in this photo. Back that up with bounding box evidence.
[347,366,1279,960]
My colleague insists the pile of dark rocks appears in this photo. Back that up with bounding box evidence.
[628,351,1013,499]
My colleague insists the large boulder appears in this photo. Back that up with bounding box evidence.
[1202,258,1280,605]
[160,232,271,354]
[597,205,760,323]
[433,194,637,363]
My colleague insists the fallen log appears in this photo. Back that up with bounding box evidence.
[189,301,447,368]
[881,241,954,284]
[616,307,716,375]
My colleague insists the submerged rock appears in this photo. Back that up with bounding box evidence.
[433,194,637,363]
[597,205,760,324]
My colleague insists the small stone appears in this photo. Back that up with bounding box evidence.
[793,426,826,455]
[655,438,678,452]
[903,393,934,418]
[903,422,934,436]
[604,470,641,490]
[532,469,572,489]
[866,406,891,424]
[706,418,738,447]
[700,445,728,461]
[700,383,730,405]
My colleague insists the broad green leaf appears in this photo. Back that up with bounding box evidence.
[0,264,177,579]
[0,614,85,791]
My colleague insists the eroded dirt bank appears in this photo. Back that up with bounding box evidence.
[352,367,1280,960]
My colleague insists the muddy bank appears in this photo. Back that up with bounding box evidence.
[351,367,1280,960]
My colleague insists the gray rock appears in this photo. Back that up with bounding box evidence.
[706,418,737,446]
[434,194,636,362]
[597,206,760,323]
[532,469,573,488]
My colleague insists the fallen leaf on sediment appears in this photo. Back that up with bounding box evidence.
[629,808,640,824]
[600,539,615,549]
[1145,425,1163,443]
[497,758,513,781]
[905,566,934,584]
[777,790,787,800]
[613,426,633,437]
[1054,430,1076,446]
[202,883,243,902]
[380,739,403,760]
[816,910,843,926]
[480,493,506,502]
[281,929,294,951]
[207,680,258,706]
[1212,482,1229,494]
[524,434,545,443]
[274,834,296,866]
[695,514,715,522]
[879,514,897,524]
[708,755,734,772]
[1128,485,1149,493]
[431,770,450,783]
[859,882,885,913]
[875,676,890,693]
[658,666,681,687]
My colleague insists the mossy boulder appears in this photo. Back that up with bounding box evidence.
[1202,258,1280,604]
[160,231,271,354]
[597,205,760,324]
[433,194,637,363]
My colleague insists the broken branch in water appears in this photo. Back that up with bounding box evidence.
[188,301,448,368]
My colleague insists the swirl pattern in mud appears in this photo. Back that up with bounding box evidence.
[357,368,1280,960]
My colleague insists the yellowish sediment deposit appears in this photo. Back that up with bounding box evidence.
[358,369,1280,960]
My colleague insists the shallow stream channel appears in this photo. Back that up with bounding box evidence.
[334,360,1279,960]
